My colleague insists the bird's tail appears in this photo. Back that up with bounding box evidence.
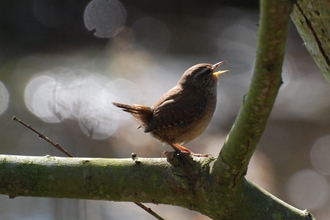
[112,102,152,129]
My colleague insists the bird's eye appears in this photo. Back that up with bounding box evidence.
[193,68,212,79]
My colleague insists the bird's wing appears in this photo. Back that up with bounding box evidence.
[145,91,207,132]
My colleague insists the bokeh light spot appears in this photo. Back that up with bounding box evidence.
[24,67,142,139]
[286,169,329,209]
[84,0,126,38]
[25,75,59,123]
[0,81,9,115]
[311,135,330,175]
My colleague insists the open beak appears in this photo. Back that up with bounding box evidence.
[212,61,229,78]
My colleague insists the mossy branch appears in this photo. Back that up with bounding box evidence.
[291,0,330,81]
[212,0,291,184]
[0,155,314,219]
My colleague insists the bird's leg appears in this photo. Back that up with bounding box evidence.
[170,143,191,154]
[168,143,210,157]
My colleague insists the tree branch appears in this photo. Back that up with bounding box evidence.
[0,155,314,219]
[0,155,173,202]
[212,0,291,185]
[206,0,300,217]
[291,0,330,81]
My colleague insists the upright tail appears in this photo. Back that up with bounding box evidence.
[112,102,153,129]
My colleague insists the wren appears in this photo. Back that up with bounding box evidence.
[113,61,228,156]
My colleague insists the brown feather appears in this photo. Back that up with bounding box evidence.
[112,102,152,129]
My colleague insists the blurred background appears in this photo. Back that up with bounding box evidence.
[0,0,330,219]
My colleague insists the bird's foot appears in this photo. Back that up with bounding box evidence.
[168,143,210,157]
[161,151,169,158]
[160,150,191,158]
[161,150,193,166]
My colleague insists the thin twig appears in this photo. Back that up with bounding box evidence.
[12,116,164,220]
[134,202,165,220]
[12,116,73,157]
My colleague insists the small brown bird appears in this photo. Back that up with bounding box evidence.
[113,61,228,156]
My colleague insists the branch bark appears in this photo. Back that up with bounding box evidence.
[291,0,330,81]
[211,0,291,211]
[0,155,314,219]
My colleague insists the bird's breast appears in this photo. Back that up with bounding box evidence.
[149,92,217,144]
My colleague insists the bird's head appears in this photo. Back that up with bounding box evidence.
[178,61,228,89]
